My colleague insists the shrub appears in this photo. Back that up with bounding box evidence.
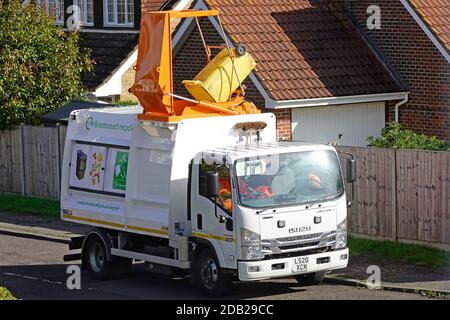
[0,0,92,130]
[367,122,449,151]
[0,286,16,300]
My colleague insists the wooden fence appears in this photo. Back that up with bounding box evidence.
[338,146,450,250]
[0,125,67,200]
[0,126,449,249]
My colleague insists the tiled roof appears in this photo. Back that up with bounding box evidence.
[410,0,450,53]
[205,0,403,101]
[80,32,139,90]
[141,0,168,12]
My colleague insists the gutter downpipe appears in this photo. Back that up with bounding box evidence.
[395,92,409,123]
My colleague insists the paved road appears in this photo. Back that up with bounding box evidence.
[0,233,433,300]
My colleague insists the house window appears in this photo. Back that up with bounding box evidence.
[73,0,94,26]
[37,0,64,25]
[104,0,134,27]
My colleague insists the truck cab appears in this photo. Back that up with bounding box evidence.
[189,142,349,293]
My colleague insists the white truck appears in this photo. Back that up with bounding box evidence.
[61,9,355,296]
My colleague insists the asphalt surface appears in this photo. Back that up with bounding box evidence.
[0,233,434,300]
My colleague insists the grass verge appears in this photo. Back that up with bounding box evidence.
[0,287,16,300]
[348,236,450,269]
[0,194,59,218]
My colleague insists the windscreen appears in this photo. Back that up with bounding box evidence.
[235,150,344,209]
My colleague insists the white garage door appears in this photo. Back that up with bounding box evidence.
[292,102,386,147]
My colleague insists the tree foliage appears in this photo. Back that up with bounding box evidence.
[0,0,92,129]
[367,122,449,151]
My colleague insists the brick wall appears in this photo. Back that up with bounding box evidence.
[120,66,139,102]
[172,18,292,140]
[345,0,450,141]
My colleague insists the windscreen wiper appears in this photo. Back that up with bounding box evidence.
[256,194,297,214]
[304,191,342,209]
[256,205,278,215]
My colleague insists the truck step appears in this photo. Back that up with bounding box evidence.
[111,248,190,269]
[63,253,82,262]
[69,236,85,250]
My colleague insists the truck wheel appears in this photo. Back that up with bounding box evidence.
[195,249,231,297]
[294,271,326,286]
[85,235,131,280]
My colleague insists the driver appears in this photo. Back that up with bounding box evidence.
[271,165,296,195]
[271,165,322,196]
[308,173,322,189]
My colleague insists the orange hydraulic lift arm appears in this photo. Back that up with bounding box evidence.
[130,10,218,116]
[130,10,259,122]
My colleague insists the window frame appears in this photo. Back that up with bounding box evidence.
[233,151,345,210]
[198,162,233,216]
[37,0,65,25]
[103,0,135,27]
[72,0,94,26]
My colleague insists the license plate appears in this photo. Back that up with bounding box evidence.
[292,257,309,273]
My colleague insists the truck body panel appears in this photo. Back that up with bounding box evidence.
[61,108,276,243]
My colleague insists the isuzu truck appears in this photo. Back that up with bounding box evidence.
[61,9,355,296]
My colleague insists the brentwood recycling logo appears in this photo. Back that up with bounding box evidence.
[85,116,133,133]
[86,117,94,130]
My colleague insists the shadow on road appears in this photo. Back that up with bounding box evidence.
[0,263,307,300]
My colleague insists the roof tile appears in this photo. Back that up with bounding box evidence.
[410,0,450,53]
[206,0,402,100]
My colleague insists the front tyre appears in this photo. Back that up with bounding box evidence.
[195,249,232,297]
[294,271,326,286]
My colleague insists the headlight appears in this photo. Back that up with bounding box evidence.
[241,228,264,260]
[241,228,261,246]
[335,219,347,249]
[241,246,263,260]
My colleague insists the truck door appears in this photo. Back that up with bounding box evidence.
[191,161,237,269]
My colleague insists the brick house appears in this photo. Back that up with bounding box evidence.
[171,0,410,145]
[36,0,191,102]
[344,0,450,141]
[39,0,449,143]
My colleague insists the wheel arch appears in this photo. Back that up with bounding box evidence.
[81,228,114,267]
[192,238,224,268]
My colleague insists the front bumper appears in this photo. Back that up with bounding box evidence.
[238,248,349,281]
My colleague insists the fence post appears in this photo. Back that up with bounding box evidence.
[56,123,61,200]
[394,148,398,242]
[19,124,26,196]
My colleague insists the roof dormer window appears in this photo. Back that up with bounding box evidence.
[37,0,64,25]
[104,0,134,27]
[72,0,94,26]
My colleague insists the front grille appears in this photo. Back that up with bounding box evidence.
[280,241,320,251]
[276,233,322,243]
[261,231,337,256]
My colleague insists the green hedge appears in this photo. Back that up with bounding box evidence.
[0,0,92,130]
[0,287,16,300]
[368,122,449,151]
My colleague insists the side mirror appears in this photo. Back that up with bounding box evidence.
[205,171,219,198]
[347,158,357,183]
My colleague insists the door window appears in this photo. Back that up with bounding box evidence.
[199,162,232,215]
